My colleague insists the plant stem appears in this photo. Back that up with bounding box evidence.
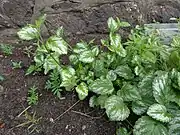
[38,33,62,68]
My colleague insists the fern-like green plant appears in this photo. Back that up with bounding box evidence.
[45,70,62,98]
[27,85,38,105]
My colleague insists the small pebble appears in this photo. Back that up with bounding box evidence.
[82,125,86,130]
[50,118,54,123]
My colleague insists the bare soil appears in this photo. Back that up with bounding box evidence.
[0,0,180,135]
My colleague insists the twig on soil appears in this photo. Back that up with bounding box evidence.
[71,110,105,119]
[17,106,31,118]
[54,100,80,122]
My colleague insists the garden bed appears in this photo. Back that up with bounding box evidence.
[0,0,180,135]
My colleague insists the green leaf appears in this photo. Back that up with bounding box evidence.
[60,67,77,91]
[91,46,100,56]
[89,78,114,95]
[171,35,180,48]
[69,54,78,65]
[107,17,119,33]
[169,112,180,135]
[109,33,127,57]
[105,95,130,121]
[79,50,95,63]
[89,95,108,108]
[116,127,130,135]
[171,68,180,91]
[168,51,180,69]
[106,70,117,81]
[36,44,48,53]
[56,26,64,37]
[17,25,39,40]
[34,53,44,66]
[138,74,154,96]
[133,116,168,135]
[35,14,46,28]
[142,51,156,63]
[76,82,88,100]
[89,96,98,108]
[172,94,180,106]
[43,53,60,74]
[119,21,131,27]
[97,95,108,109]
[132,100,148,115]
[132,94,156,115]
[25,65,36,75]
[153,73,176,105]
[73,42,88,54]
[166,102,180,116]
[93,60,107,78]
[114,65,134,80]
[147,104,172,123]
[117,83,141,101]
[46,36,68,55]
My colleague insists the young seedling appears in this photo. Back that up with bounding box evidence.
[16,110,41,134]
[0,43,14,55]
[12,61,22,69]
[27,85,38,105]
[23,46,34,57]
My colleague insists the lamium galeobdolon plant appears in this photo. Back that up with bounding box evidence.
[18,14,180,135]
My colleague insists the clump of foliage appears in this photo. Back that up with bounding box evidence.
[27,85,39,105]
[0,43,14,55]
[12,61,22,69]
[17,14,180,135]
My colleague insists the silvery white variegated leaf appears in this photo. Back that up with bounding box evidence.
[114,65,134,80]
[60,67,77,91]
[73,42,88,54]
[17,25,39,40]
[107,17,119,33]
[169,112,180,135]
[147,104,172,123]
[109,33,127,57]
[46,36,68,55]
[133,116,168,135]
[43,53,60,74]
[153,73,175,104]
[89,78,114,95]
[105,95,130,121]
[79,50,95,63]
[76,82,88,100]
[117,83,141,101]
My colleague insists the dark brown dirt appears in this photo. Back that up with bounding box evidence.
[0,40,116,135]
[0,0,180,135]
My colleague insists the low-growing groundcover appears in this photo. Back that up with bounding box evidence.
[17,15,180,135]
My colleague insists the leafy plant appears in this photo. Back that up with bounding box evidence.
[18,15,180,134]
[45,69,62,98]
[12,61,22,69]
[0,43,14,55]
[27,85,38,105]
